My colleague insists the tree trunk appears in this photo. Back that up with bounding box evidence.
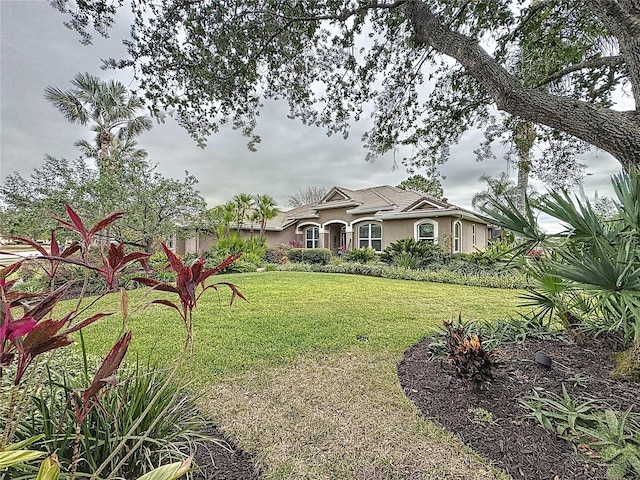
[514,122,536,212]
[515,159,530,213]
[404,1,640,169]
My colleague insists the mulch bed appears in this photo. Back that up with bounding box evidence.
[192,425,261,480]
[397,337,640,480]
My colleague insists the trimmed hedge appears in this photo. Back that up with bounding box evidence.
[278,261,529,289]
[287,248,332,265]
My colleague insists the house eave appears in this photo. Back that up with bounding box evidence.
[376,209,486,223]
[315,201,360,210]
[346,205,396,215]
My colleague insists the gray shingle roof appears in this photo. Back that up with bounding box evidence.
[258,185,486,231]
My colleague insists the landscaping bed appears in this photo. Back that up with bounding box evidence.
[192,425,261,479]
[398,337,640,479]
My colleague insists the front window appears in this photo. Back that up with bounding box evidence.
[472,224,476,246]
[358,223,382,251]
[417,222,436,243]
[453,221,462,253]
[305,226,319,248]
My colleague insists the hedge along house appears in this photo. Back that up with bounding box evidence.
[176,185,493,256]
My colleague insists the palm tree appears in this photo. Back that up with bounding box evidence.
[45,73,152,173]
[233,193,254,233]
[471,172,519,211]
[248,210,261,239]
[513,121,536,213]
[254,194,278,239]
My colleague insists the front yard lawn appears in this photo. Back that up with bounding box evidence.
[73,271,524,479]
[78,271,524,383]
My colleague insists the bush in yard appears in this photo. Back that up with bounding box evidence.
[345,246,377,263]
[278,261,529,289]
[380,238,444,266]
[210,233,266,272]
[262,242,295,264]
[482,169,640,371]
[442,318,498,388]
[0,204,243,479]
[8,358,210,479]
[288,248,332,265]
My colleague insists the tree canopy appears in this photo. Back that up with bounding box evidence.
[286,186,328,208]
[1,75,205,251]
[471,172,520,211]
[396,174,444,198]
[52,0,640,171]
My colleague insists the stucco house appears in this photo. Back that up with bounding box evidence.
[176,185,494,256]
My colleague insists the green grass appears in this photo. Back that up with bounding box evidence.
[55,271,526,479]
[76,271,523,383]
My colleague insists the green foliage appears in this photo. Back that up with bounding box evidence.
[50,0,640,172]
[472,172,519,211]
[521,388,640,479]
[287,248,332,265]
[147,250,177,282]
[389,252,423,270]
[482,169,640,348]
[380,238,443,266]
[396,174,444,198]
[279,261,529,290]
[1,205,241,479]
[442,318,498,388]
[262,243,294,265]
[210,233,267,272]
[344,247,377,264]
[521,385,598,438]
[8,359,210,479]
[427,314,564,359]
[610,345,640,382]
[1,75,206,251]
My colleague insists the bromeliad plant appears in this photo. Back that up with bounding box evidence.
[441,317,498,388]
[0,204,243,479]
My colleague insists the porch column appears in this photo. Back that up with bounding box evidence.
[319,227,326,248]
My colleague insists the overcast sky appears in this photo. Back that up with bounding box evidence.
[0,0,623,222]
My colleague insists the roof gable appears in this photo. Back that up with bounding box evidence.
[405,199,445,212]
[322,187,352,203]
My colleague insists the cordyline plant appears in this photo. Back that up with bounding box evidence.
[0,203,243,479]
[135,243,245,350]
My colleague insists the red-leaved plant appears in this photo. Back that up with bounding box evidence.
[135,242,245,349]
[443,319,498,389]
[0,203,243,479]
[2,230,80,291]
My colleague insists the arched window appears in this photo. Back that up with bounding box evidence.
[305,226,319,248]
[416,221,437,243]
[358,223,382,251]
[453,221,462,253]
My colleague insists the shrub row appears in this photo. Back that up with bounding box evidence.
[278,262,529,289]
[287,248,332,265]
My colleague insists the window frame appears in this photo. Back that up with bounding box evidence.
[415,220,438,244]
[453,221,462,253]
[357,222,382,252]
[305,226,320,248]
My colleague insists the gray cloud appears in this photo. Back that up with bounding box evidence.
[0,0,623,224]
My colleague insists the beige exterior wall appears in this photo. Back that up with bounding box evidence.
[262,228,299,246]
[179,212,489,256]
